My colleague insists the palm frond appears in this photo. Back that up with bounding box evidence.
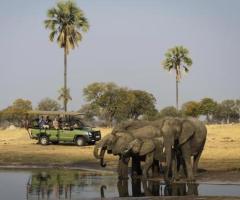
[57,31,65,48]
[49,30,58,41]
[47,8,57,18]
[44,1,89,52]
[161,45,192,80]
[183,66,190,73]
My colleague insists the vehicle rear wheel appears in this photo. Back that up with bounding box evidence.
[39,136,49,145]
[75,137,85,146]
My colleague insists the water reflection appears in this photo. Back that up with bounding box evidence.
[26,170,116,200]
[26,171,199,199]
[114,179,198,198]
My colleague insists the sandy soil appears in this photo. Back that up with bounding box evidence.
[0,124,240,182]
[200,124,240,170]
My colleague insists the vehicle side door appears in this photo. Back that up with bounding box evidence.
[59,129,76,142]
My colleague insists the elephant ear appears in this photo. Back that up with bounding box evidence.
[139,139,155,156]
[130,139,142,154]
[179,120,195,145]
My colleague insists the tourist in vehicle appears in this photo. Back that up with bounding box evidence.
[38,116,46,129]
[58,117,63,129]
[53,118,59,129]
[45,116,51,126]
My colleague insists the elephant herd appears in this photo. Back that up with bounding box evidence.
[93,117,207,182]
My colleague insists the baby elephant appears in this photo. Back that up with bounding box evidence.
[123,137,165,178]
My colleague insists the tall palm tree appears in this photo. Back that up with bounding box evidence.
[162,46,192,110]
[44,1,89,111]
[58,87,72,109]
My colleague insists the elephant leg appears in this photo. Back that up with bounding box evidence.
[142,153,154,179]
[193,138,206,175]
[181,145,195,181]
[118,156,129,179]
[164,146,173,182]
[151,180,160,196]
[152,159,160,177]
[132,178,142,197]
[159,162,164,174]
[187,182,199,196]
[142,180,152,196]
[117,179,129,197]
[175,149,186,180]
[171,152,178,181]
[193,150,203,176]
[132,156,142,178]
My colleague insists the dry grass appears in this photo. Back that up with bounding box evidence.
[200,124,240,170]
[0,124,240,171]
[0,127,114,165]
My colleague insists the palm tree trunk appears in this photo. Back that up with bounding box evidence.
[64,46,67,112]
[176,78,179,110]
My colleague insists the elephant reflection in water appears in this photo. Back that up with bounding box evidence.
[101,179,199,197]
[164,182,199,196]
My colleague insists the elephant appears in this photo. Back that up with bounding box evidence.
[93,121,165,179]
[161,117,207,181]
[117,117,207,181]
[94,117,207,181]
[93,134,116,167]
[122,137,165,178]
[93,132,134,179]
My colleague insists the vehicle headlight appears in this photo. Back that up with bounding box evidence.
[88,132,93,137]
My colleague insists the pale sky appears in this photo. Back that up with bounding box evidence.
[0,0,240,110]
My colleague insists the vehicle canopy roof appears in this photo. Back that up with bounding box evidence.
[26,110,84,117]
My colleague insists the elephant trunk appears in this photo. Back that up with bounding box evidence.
[93,141,107,167]
[100,147,107,167]
[93,143,101,159]
[122,148,131,158]
[93,135,110,159]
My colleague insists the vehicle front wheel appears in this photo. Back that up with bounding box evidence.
[75,137,85,146]
[39,136,49,145]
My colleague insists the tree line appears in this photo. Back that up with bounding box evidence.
[0,82,239,127]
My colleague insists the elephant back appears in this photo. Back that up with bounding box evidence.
[132,125,160,139]
[111,120,150,135]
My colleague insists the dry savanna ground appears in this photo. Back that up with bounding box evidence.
[0,124,240,171]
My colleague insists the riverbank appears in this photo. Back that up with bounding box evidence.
[0,124,240,173]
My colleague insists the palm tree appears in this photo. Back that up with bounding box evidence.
[44,1,89,111]
[162,46,192,110]
[58,87,72,109]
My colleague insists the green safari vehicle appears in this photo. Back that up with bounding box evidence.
[25,111,101,146]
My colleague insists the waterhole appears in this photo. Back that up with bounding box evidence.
[0,169,239,199]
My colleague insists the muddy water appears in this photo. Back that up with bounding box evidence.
[0,169,240,200]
